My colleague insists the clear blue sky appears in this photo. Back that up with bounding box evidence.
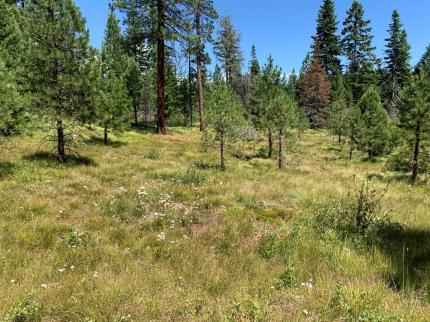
[75,0,430,73]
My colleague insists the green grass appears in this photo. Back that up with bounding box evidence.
[1,128,430,321]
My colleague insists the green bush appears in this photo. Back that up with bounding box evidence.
[4,298,42,322]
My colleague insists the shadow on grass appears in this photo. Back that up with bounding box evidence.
[23,152,97,167]
[194,160,221,170]
[0,161,15,179]
[374,224,430,294]
[130,123,157,135]
[86,136,127,148]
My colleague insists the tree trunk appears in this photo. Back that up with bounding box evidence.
[268,130,273,158]
[156,0,166,135]
[188,41,193,127]
[349,130,354,161]
[57,119,65,163]
[195,11,205,132]
[133,97,138,124]
[220,129,225,170]
[278,128,283,169]
[338,131,341,144]
[412,121,421,183]
[104,127,109,145]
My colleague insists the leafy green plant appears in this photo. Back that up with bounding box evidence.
[4,298,42,322]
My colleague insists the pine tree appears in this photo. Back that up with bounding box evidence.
[214,15,243,84]
[249,55,283,157]
[187,0,217,132]
[298,45,331,128]
[116,0,188,134]
[0,0,24,66]
[24,0,92,162]
[358,87,390,159]
[398,70,430,182]
[416,44,430,72]
[212,64,222,83]
[0,53,21,138]
[347,104,363,160]
[341,0,377,102]
[383,10,411,115]
[267,93,300,168]
[286,70,298,101]
[249,44,260,79]
[327,72,349,143]
[206,82,245,170]
[126,58,144,124]
[0,0,25,135]
[99,9,131,145]
[313,0,341,76]
[119,0,151,70]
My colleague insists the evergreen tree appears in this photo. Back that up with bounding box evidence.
[119,0,151,70]
[99,9,131,145]
[212,64,223,83]
[24,0,92,162]
[187,0,217,132]
[249,55,283,157]
[286,70,299,101]
[416,44,430,72]
[267,93,300,168]
[0,0,27,135]
[347,104,363,160]
[313,0,341,76]
[383,10,411,115]
[0,53,21,138]
[116,0,188,134]
[358,87,390,159]
[327,72,349,143]
[249,44,260,79]
[298,45,331,128]
[341,0,377,102]
[126,58,144,124]
[0,0,24,66]
[398,70,430,182]
[206,82,245,170]
[214,15,243,84]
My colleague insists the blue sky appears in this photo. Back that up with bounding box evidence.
[75,0,430,73]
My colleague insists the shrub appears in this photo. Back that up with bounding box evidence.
[4,298,42,322]
[173,168,206,186]
[311,177,390,238]
[387,143,430,174]
[275,265,297,289]
[66,230,91,248]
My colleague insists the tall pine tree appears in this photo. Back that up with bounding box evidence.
[383,10,411,115]
[214,15,243,84]
[249,44,260,79]
[398,71,430,182]
[313,0,341,76]
[99,9,131,145]
[24,0,92,162]
[341,0,377,102]
[187,0,217,132]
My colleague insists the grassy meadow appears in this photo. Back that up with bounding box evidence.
[1,128,430,321]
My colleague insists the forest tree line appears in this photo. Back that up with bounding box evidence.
[0,0,430,181]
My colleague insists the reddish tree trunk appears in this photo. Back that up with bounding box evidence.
[156,0,166,135]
